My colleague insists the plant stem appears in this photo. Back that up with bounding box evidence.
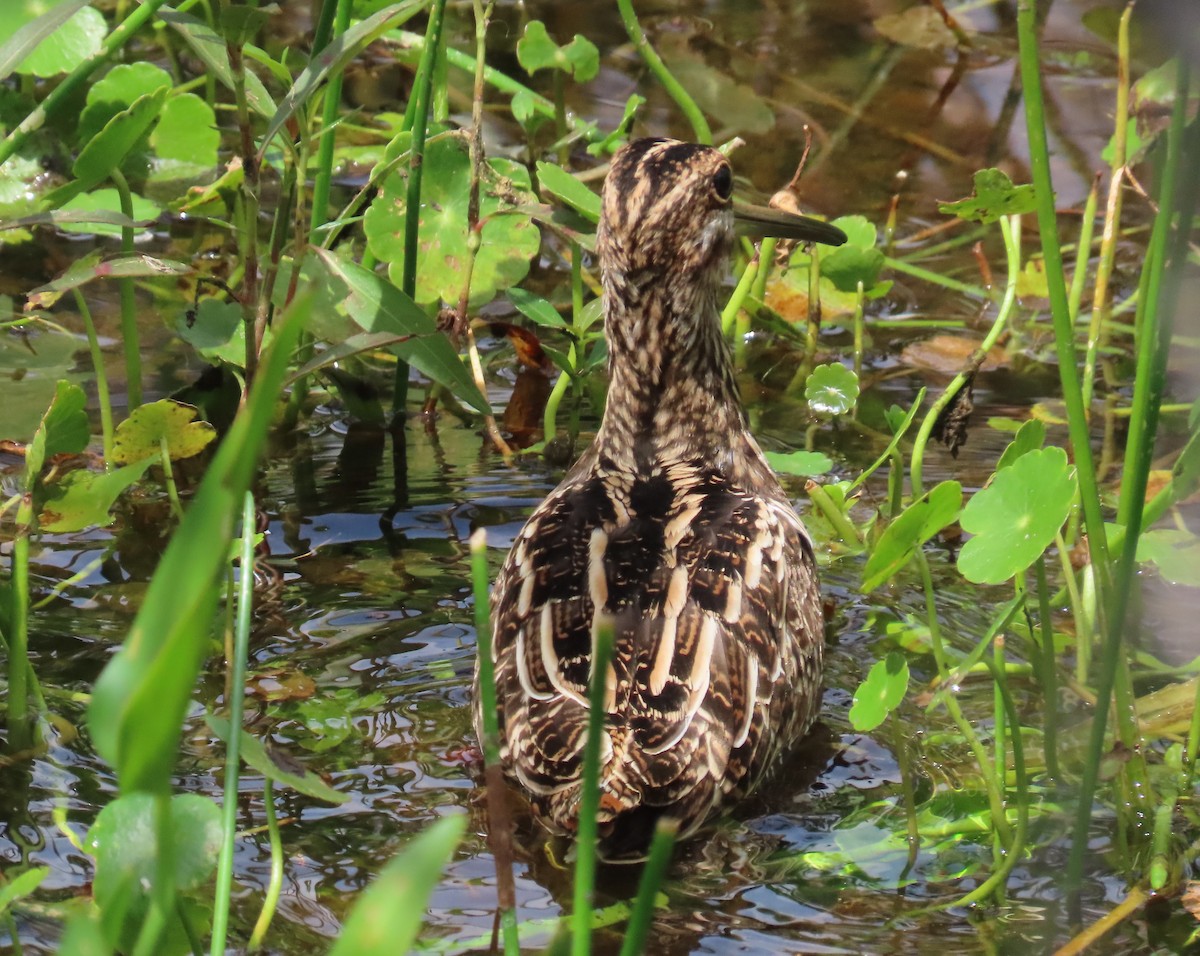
[1033,555,1060,782]
[615,0,711,143]
[209,492,256,956]
[249,778,283,951]
[6,495,33,748]
[911,214,1020,495]
[159,436,184,521]
[469,529,520,955]
[307,0,353,241]
[573,618,615,956]
[618,818,677,956]
[74,290,115,465]
[109,168,142,408]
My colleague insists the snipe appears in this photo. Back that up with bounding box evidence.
[474,138,847,859]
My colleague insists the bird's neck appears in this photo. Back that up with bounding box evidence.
[592,271,756,476]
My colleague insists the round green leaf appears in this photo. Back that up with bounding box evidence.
[804,362,860,417]
[849,652,910,732]
[1136,529,1200,587]
[85,792,221,910]
[957,446,1077,584]
[150,92,219,167]
[112,399,216,464]
[79,61,173,144]
[3,2,105,78]
[363,135,539,306]
[765,450,833,477]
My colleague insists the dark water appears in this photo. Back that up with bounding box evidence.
[3,0,1196,952]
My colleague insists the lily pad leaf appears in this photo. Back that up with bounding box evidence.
[1136,529,1200,587]
[85,792,220,910]
[765,450,833,477]
[1,1,104,79]
[862,480,962,592]
[205,712,347,804]
[364,134,540,306]
[111,400,216,465]
[40,458,155,532]
[996,419,1046,471]
[957,446,1077,584]
[849,652,910,732]
[805,363,859,417]
[939,168,1036,224]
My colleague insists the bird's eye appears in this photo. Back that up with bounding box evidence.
[712,165,733,200]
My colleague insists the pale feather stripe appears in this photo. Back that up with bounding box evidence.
[723,579,743,624]
[541,602,588,707]
[515,627,554,701]
[587,527,609,610]
[517,572,536,617]
[732,652,758,749]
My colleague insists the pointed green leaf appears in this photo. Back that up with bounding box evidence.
[25,380,89,483]
[40,458,155,532]
[849,652,910,732]
[862,480,962,591]
[205,713,348,803]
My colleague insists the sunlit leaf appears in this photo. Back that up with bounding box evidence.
[158,9,276,119]
[805,363,859,416]
[0,865,48,914]
[939,168,1036,224]
[535,161,601,223]
[996,419,1046,471]
[364,134,539,306]
[849,652,910,732]
[862,480,962,592]
[111,400,216,464]
[957,447,1077,584]
[516,21,598,81]
[79,61,172,144]
[151,93,219,166]
[508,286,568,329]
[765,450,833,477]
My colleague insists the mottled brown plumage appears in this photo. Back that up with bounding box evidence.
[474,138,845,859]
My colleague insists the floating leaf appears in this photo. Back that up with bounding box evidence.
[765,450,834,477]
[151,93,219,167]
[849,652,910,732]
[205,712,347,803]
[39,458,155,532]
[111,400,216,465]
[805,363,859,417]
[957,447,1077,584]
[862,480,962,592]
[939,168,1036,224]
[364,134,540,306]
[874,6,960,50]
[1137,529,1200,587]
[173,298,243,358]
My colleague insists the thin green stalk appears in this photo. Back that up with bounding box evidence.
[883,256,987,299]
[806,483,862,548]
[73,290,115,465]
[852,281,865,381]
[393,0,448,415]
[0,0,174,166]
[470,529,520,956]
[911,214,1020,495]
[616,0,710,143]
[1082,3,1134,409]
[573,618,615,956]
[248,778,283,951]
[543,356,574,443]
[159,436,184,521]
[1033,556,1060,782]
[723,255,761,362]
[307,0,353,239]
[209,493,257,956]
[1187,675,1200,791]
[751,237,776,301]
[6,496,33,747]
[916,550,1011,845]
[992,633,1008,878]
[617,818,677,956]
[1068,175,1100,325]
[109,168,142,408]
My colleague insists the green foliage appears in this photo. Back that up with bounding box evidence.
[517,21,599,82]
[804,363,860,416]
[849,652,910,732]
[364,134,540,306]
[39,459,154,532]
[111,400,217,464]
[765,450,834,477]
[820,215,888,296]
[939,168,1037,224]
[24,380,89,483]
[861,480,962,592]
[957,447,1077,585]
[1,1,105,78]
[205,713,348,802]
